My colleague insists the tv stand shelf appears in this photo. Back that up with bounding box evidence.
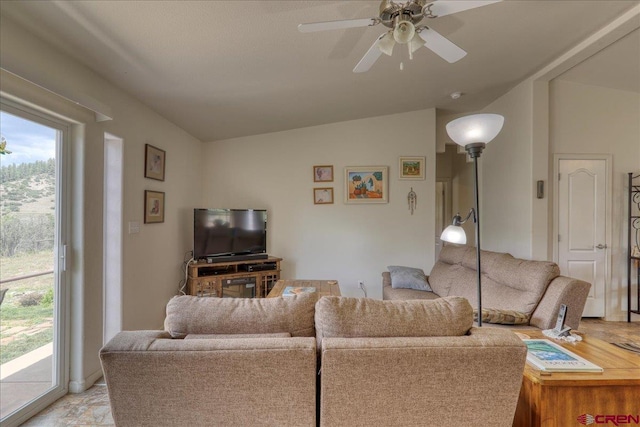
[187,256,282,298]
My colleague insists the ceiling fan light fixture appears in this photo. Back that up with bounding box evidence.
[378,32,395,56]
[409,32,423,54]
[393,19,415,44]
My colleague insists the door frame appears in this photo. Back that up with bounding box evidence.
[435,178,452,261]
[552,153,612,318]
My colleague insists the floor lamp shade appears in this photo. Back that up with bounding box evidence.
[446,114,504,146]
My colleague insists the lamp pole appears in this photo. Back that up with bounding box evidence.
[466,142,485,327]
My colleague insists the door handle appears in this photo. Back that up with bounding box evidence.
[595,244,607,250]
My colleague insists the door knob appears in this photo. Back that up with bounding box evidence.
[596,244,607,249]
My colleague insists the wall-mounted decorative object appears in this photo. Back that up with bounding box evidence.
[344,166,388,204]
[144,190,165,223]
[399,156,425,180]
[314,187,334,204]
[314,165,334,182]
[408,187,417,215]
[145,144,166,181]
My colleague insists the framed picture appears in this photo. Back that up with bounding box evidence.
[144,190,165,223]
[145,144,166,181]
[344,166,388,204]
[314,187,334,204]
[314,165,334,182]
[399,156,426,180]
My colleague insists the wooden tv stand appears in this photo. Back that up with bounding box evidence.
[187,256,282,298]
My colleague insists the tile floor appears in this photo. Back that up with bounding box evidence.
[14,319,640,426]
[20,381,113,427]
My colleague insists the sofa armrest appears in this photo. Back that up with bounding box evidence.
[382,271,391,288]
[529,276,591,330]
[100,332,317,427]
[320,328,526,427]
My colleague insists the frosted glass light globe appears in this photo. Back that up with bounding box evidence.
[446,114,504,146]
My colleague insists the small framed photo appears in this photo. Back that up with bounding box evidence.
[314,188,334,204]
[313,165,334,182]
[145,144,166,181]
[344,166,388,204]
[399,156,425,180]
[144,190,165,223]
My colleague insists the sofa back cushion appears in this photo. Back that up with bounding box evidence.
[164,293,317,338]
[315,296,473,347]
[183,332,292,340]
[429,245,560,315]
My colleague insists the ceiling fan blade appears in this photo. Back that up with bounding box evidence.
[427,0,502,18]
[418,27,467,63]
[353,33,386,73]
[298,18,377,33]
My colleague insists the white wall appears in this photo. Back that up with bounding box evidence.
[1,15,203,390]
[550,79,640,320]
[479,81,535,259]
[202,109,436,298]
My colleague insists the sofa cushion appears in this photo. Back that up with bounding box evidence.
[474,308,530,325]
[387,265,432,291]
[164,293,317,338]
[183,332,292,340]
[315,296,473,347]
[429,245,560,316]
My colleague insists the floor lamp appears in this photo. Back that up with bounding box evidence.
[440,113,505,326]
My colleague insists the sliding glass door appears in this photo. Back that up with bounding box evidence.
[0,101,68,426]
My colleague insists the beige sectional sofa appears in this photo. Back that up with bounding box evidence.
[100,292,527,427]
[383,245,591,330]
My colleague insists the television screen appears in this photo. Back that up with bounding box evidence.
[193,209,267,260]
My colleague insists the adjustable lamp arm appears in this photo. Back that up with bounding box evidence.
[452,208,476,226]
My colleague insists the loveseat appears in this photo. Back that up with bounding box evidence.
[383,245,591,330]
[101,292,527,427]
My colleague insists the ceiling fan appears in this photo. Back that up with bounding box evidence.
[298,0,501,73]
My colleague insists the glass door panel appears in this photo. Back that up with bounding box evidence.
[0,107,67,425]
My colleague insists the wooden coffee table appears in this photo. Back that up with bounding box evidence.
[513,329,640,427]
[267,279,340,298]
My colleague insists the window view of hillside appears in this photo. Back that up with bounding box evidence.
[0,111,57,366]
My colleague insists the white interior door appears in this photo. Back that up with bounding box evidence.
[557,159,607,317]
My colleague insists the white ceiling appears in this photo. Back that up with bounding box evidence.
[1,1,638,142]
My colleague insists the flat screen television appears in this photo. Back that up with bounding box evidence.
[193,208,267,261]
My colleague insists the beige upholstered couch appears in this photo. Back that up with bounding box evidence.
[315,296,527,427]
[383,245,591,330]
[101,292,527,427]
[100,294,319,427]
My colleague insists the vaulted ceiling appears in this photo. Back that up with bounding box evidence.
[1,1,638,142]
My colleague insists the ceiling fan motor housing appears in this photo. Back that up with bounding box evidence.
[379,0,428,28]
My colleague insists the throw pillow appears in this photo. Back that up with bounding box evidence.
[387,265,432,291]
[474,308,530,325]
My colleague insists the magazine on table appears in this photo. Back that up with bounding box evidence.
[282,286,316,297]
[523,339,603,372]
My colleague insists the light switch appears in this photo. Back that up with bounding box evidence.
[128,221,140,234]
